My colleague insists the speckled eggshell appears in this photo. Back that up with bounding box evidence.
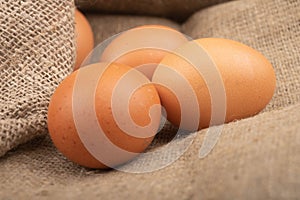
[47,63,161,169]
[152,38,276,130]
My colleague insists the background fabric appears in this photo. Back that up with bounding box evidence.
[0,0,299,199]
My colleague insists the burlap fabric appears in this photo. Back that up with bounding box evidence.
[0,0,299,199]
[0,1,75,157]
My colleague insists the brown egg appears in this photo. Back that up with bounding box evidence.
[47,63,161,169]
[74,9,94,70]
[100,25,188,79]
[152,38,276,131]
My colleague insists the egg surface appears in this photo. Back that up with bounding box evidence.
[74,9,94,70]
[100,25,188,79]
[152,38,276,130]
[48,63,161,169]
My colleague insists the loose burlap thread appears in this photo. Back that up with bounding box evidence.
[0,0,299,199]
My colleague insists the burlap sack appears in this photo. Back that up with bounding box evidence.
[0,0,299,199]
[75,0,233,22]
[0,1,75,157]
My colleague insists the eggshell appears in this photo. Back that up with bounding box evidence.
[100,25,188,79]
[74,9,94,70]
[152,38,276,130]
[47,63,161,169]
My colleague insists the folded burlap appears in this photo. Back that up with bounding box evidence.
[0,0,299,199]
[0,1,75,157]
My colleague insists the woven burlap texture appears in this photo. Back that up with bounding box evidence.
[0,0,299,199]
[0,1,75,157]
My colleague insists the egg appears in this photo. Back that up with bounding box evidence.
[47,63,161,169]
[152,38,276,131]
[100,25,188,79]
[74,9,94,70]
